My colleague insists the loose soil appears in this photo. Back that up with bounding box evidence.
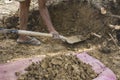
[18,55,97,80]
[0,0,120,79]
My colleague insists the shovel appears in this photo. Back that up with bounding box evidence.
[0,28,88,44]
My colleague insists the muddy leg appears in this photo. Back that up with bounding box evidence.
[17,0,41,45]
[38,0,59,39]
[18,0,31,40]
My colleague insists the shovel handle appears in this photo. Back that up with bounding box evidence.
[18,30,67,41]
[0,28,67,41]
[18,30,53,37]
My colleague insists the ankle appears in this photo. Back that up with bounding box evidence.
[18,35,30,41]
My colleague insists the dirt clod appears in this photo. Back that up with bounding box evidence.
[18,55,97,80]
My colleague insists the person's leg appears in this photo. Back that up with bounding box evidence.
[38,0,59,39]
[18,0,30,40]
[17,0,41,45]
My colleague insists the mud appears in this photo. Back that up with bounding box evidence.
[18,55,97,80]
[0,0,120,79]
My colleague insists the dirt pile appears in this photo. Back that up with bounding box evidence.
[18,55,97,80]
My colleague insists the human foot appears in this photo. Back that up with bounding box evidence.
[17,36,41,46]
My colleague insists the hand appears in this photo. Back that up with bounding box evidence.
[50,30,60,39]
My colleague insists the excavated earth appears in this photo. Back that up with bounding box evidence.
[18,55,97,80]
[0,0,120,79]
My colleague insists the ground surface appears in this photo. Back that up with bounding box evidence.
[0,0,120,80]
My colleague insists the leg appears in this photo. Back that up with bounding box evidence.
[38,0,59,39]
[17,0,41,45]
[18,0,30,39]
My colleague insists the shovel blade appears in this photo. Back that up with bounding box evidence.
[66,35,87,44]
